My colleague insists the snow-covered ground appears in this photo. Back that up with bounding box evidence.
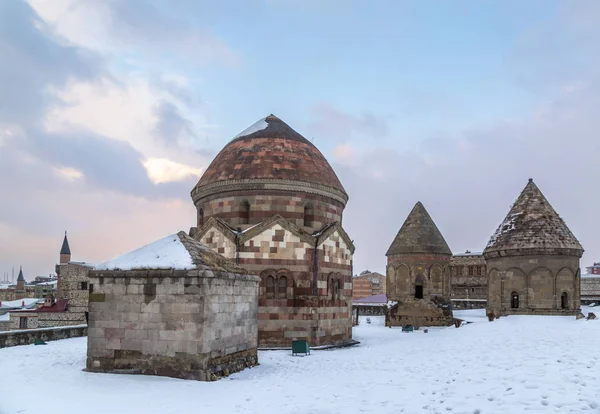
[1,308,598,414]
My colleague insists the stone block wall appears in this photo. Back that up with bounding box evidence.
[0,325,87,348]
[198,228,237,258]
[486,254,581,315]
[196,191,344,232]
[57,262,91,324]
[240,224,310,261]
[581,276,600,304]
[86,268,260,381]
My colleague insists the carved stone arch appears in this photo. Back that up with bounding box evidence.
[429,264,444,294]
[336,272,343,299]
[394,264,410,297]
[556,267,574,310]
[261,269,277,298]
[505,267,527,309]
[386,265,396,297]
[527,266,555,309]
[414,273,425,299]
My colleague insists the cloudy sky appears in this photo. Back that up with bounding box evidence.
[1,0,599,280]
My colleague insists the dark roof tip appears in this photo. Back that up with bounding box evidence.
[60,232,71,255]
[528,178,533,183]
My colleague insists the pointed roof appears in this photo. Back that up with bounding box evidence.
[60,231,71,255]
[484,179,583,256]
[386,202,452,256]
[95,231,245,273]
[17,266,25,282]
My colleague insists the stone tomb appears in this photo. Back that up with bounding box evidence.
[86,231,260,381]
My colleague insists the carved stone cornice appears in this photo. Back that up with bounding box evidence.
[191,178,348,206]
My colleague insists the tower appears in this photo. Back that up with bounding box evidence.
[385,202,454,327]
[16,266,25,291]
[60,231,71,264]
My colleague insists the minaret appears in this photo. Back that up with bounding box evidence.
[16,266,25,291]
[60,231,71,264]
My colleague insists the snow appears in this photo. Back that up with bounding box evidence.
[487,211,522,246]
[386,300,398,309]
[95,234,194,271]
[0,298,42,309]
[581,273,599,279]
[1,308,599,414]
[233,117,269,139]
[0,313,9,322]
[36,280,58,286]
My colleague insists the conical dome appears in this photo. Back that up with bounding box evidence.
[192,114,347,202]
[386,202,452,256]
[484,179,583,257]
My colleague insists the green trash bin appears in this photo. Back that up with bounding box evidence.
[291,340,310,356]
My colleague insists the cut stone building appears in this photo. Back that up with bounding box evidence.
[189,114,355,348]
[450,251,487,309]
[581,273,600,305]
[86,231,260,381]
[484,179,584,316]
[385,202,453,327]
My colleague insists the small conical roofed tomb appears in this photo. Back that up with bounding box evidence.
[483,179,584,317]
[385,202,454,327]
[190,114,355,348]
[87,231,261,381]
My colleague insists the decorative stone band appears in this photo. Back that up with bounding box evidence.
[483,247,584,259]
[191,178,349,206]
[89,268,261,283]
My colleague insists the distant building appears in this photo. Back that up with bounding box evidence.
[352,271,386,300]
[0,268,37,301]
[352,293,387,317]
[586,263,600,275]
[581,272,600,305]
[450,251,487,309]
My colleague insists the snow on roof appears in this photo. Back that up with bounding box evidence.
[233,117,268,139]
[0,312,10,322]
[582,273,600,279]
[453,251,483,257]
[0,298,43,310]
[95,234,195,271]
[37,280,58,286]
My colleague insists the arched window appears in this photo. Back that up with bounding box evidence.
[330,278,337,300]
[511,291,519,309]
[198,208,204,227]
[561,292,568,309]
[303,203,314,227]
[336,279,342,299]
[277,276,287,299]
[240,200,250,225]
[266,276,275,298]
[415,274,424,299]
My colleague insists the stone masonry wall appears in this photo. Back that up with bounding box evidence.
[198,228,237,258]
[196,191,344,232]
[57,262,91,324]
[86,269,259,381]
[486,254,580,315]
[581,277,600,304]
[0,325,87,348]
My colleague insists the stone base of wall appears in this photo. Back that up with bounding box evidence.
[0,325,87,348]
[451,299,487,309]
[206,348,258,381]
[86,348,258,382]
[487,308,581,317]
[385,297,454,327]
